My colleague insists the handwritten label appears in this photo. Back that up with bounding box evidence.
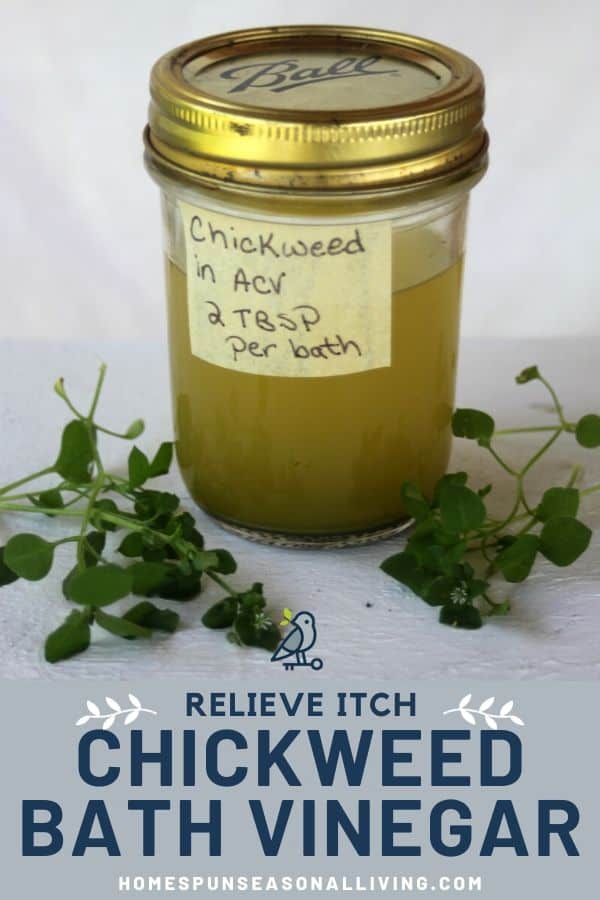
[179,202,391,378]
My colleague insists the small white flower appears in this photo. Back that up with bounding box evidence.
[450,583,469,606]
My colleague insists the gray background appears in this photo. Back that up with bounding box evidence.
[0,680,593,897]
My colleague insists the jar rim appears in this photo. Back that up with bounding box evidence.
[146,25,489,194]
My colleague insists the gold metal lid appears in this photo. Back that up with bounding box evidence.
[145,25,488,193]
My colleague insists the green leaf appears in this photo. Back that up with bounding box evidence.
[235,608,280,651]
[212,549,237,575]
[439,603,482,629]
[0,547,19,586]
[95,608,152,639]
[55,420,94,483]
[240,584,266,609]
[149,442,174,477]
[83,531,106,566]
[29,488,64,517]
[132,490,179,522]
[202,597,239,629]
[432,472,468,507]
[118,532,145,558]
[495,534,540,583]
[123,601,179,634]
[125,419,145,439]
[406,531,468,576]
[91,499,120,531]
[190,550,219,572]
[539,516,592,567]
[452,409,495,446]
[65,564,132,607]
[127,561,169,595]
[404,536,441,569]
[141,544,168,563]
[4,534,54,581]
[575,414,600,449]
[439,484,486,534]
[536,487,580,522]
[128,447,150,488]
[411,518,436,540]
[61,568,78,600]
[423,576,460,607]
[461,560,475,580]
[191,548,237,575]
[45,610,91,663]
[400,482,430,520]
[39,488,63,508]
[441,539,470,568]
[256,622,281,652]
[380,551,434,598]
[468,578,490,599]
[62,531,108,597]
[175,512,204,548]
[153,565,201,601]
[515,365,540,384]
[134,493,156,520]
[156,492,179,514]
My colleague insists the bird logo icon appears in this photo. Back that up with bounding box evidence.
[271,610,323,671]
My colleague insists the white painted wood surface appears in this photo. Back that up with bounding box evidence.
[0,338,598,679]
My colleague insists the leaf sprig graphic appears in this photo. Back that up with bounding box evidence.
[443,694,525,729]
[75,693,157,730]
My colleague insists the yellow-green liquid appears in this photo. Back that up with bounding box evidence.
[166,253,462,535]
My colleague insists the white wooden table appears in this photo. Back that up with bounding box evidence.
[0,338,598,679]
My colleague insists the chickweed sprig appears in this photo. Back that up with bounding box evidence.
[0,366,281,662]
[381,365,600,628]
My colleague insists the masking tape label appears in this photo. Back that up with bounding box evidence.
[180,201,391,377]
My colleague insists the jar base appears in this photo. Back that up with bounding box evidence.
[211,516,413,550]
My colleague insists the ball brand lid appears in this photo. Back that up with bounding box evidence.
[145,25,488,193]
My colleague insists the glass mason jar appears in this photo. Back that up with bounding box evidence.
[145,26,488,547]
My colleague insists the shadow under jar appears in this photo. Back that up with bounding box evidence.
[145,26,489,547]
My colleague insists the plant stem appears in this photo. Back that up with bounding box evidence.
[88,364,107,421]
[516,478,536,516]
[0,491,50,502]
[514,515,537,537]
[53,536,80,547]
[205,570,238,596]
[487,445,519,477]
[519,428,562,477]
[0,485,88,505]
[76,476,105,568]
[478,491,522,539]
[581,483,600,496]
[54,379,86,420]
[0,502,83,517]
[566,465,583,489]
[95,424,139,440]
[538,374,570,428]
[0,465,55,498]
[494,425,564,436]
